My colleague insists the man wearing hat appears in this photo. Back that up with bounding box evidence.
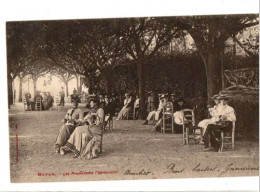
[198,94,221,138]
[203,94,236,151]
[54,100,84,153]
[143,94,165,125]
[151,94,172,131]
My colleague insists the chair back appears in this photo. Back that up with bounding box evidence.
[182,109,195,127]
[35,97,42,111]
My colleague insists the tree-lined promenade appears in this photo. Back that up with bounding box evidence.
[7,15,259,119]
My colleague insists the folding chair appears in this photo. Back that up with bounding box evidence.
[219,121,236,152]
[35,98,42,111]
[23,98,32,111]
[182,109,201,145]
[161,102,174,134]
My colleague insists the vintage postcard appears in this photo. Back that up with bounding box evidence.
[7,13,259,184]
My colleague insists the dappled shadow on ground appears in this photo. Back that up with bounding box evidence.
[9,103,259,182]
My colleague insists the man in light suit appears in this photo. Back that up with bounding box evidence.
[203,95,236,151]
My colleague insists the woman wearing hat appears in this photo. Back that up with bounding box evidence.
[54,100,84,153]
[116,93,134,120]
[198,94,221,138]
[60,97,104,158]
[203,94,236,151]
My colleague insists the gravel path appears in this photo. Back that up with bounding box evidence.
[9,103,259,183]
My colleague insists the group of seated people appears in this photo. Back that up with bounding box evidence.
[24,90,54,111]
[54,94,116,159]
[142,92,188,132]
[115,90,236,152]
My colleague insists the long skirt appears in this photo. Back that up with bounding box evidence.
[55,124,76,149]
[198,118,216,135]
[65,124,102,158]
[81,124,102,159]
[117,106,131,120]
[173,111,184,125]
[65,126,92,157]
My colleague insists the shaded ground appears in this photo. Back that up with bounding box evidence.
[9,103,259,183]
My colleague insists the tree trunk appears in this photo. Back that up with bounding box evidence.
[137,58,146,119]
[8,75,13,109]
[76,75,80,93]
[18,76,23,102]
[32,77,37,97]
[104,74,112,96]
[205,52,222,102]
[65,81,69,98]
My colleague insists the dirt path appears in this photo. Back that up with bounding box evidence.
[9,103,259,183]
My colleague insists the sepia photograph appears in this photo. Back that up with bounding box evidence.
[6,14,259,183]
[1,0,259,190]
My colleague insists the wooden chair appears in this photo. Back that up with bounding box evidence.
[103,114,113,132]
[161,102,174,134]
[219,121,236,152]
[126,108,134,120]
[35,98,42,111]
[55,97,63,110]
[182,109,201,145]
[23,98,32,111]
[99,115,106,154]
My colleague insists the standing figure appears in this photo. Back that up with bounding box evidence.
[59,87,65,106]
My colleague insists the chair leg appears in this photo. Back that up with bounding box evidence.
[219,132,224,152]
[186,128,189,146]
[232,132,235,150]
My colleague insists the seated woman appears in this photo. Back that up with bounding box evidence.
[198,94,221,136]
[116,93,133,120]
[54,100,84,153]
[60,98,104,158]
[203,95,236,152]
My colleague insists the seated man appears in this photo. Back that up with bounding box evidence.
[198,94,221,136]
[116,93,134,120]
[54,100,84,153]
[150,94,172,131]
[143,94,164,125]
[203,95,236,151]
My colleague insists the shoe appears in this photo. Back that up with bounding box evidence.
[55,148,60,153]
[199,140,205,145]
[142,120,148,125]
[60,147,65,155]
[72,155,79,158]
[203,147,213,151]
